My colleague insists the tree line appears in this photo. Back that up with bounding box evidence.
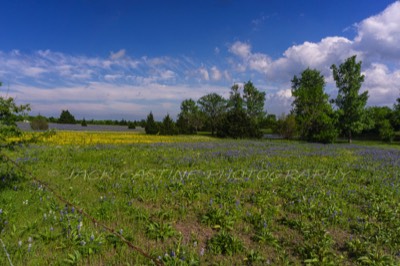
[145,55,400,143]
[3,55,400,143]
[145,81,266,138]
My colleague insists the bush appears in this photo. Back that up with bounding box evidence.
[128,122,136,129]
[30,115,49,130]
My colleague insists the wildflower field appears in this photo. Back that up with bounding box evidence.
[1,131,400,265]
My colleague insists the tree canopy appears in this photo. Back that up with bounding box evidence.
[58,109,76,124]
[291,68,337,143]
[331,55,368,143]
[197,93,226,136]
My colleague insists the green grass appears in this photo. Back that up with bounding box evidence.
[1,138,400,265]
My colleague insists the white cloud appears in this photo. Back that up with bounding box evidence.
[210,66,222,81]
[2,2,400,118]
[110,49,126,60]
[226,2,400,112]
[229,41,251,58]
[198,67,209,81]
[354,1,400,60]
[363,63,400,106]
[104,74,123,81]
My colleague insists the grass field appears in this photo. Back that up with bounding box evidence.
[1,131,400,265]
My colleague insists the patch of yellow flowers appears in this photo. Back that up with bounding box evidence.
[21,131,213,145]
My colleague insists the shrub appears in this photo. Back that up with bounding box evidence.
[30,115,49,130]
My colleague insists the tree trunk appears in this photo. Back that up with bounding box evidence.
[348,131,352,144]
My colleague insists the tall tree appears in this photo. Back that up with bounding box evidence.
[291,68,337,143]
[144,112,159,134]
[177,99,202,134]
[243,81,266,123]
[218,83,263,138]
[160,114,178,135]
[228,84,244,111]
[197,93,226,136]
[331,55,368,143]
[58,109,76,124]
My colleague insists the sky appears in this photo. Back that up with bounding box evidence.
[1,0,400,120]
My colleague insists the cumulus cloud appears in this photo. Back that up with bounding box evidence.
[2,2,400,118]
[229,41,251,58]
[227,2,400,110]
[363,63,400,106]
[354,1,400,60]
[229,41,272,73]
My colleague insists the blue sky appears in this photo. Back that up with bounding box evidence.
[1,0,399,120]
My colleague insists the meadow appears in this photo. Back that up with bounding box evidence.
[1,131,400,265]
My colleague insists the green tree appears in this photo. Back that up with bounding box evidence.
[176,99,202,134]
[160,114,178,135]
[197,93,226,136]
[362,106,393,139]
[145,112,159,134]
[81,118,88,127]
[58,109,76,124]
[331,55,368,143]
[392,97,400,131]
[243,81,266,123]
[218,84,262,138]
[1,82,30,146]
[379,119,395,143]
[291,68,338,143]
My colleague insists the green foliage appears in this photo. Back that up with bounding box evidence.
[379,119,395,142]
[146,221,176,241]
[0,82,30,145]
[217,83,264,138]
[243,81,266,123]
[207,231,243,255]
[331,55,369,143]
[197,93,226,136]
[361,106,393,139]
[177,99,202,134]
[392,97,400,131]
[3,138,400,264]
[30,115,49,130]
[160,114,178,135]
[58,109,76,124]
[261,114,277,130]
[275,113,297,139]
[145,111,159,134]
[201,207,235,230]
[291,68,338,143]
[217,109,262,139]
[81,118,87,127]
[127,122,136,129]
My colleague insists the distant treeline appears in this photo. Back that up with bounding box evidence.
[21,55,400,143]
